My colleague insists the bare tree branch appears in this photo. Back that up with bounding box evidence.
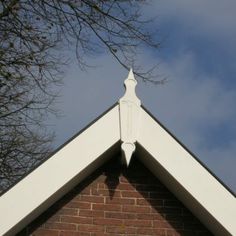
[0,0,162,191]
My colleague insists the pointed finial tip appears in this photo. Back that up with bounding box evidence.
[121,68,140,105]
[128,67,134,76]
[125,68,137,84]
[121,142,135,166]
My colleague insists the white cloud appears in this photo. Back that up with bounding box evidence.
[153,0,236,48]
[48,50,236,191]
[48,55,126,144]
[47,2,236,192]
[138,50,236,190]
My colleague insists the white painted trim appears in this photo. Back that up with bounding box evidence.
[0,82,235,236]
[137,107,236,236]
[0,105,120,236]
[119,69,141,165]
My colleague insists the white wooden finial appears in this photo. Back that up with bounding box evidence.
[119,69,141,166]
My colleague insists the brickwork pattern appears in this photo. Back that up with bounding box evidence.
[19,155,212,236]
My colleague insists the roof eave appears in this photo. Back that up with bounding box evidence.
[137,107,236,236]
[1,69,235,236]
[0,105,120,236]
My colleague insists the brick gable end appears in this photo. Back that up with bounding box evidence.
[18,154,212,236]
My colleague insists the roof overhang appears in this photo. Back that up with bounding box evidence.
[0,70,235,236]
[0,104,120,236]
[137,106,236,236]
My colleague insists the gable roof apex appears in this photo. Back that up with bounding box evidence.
[0,71,235,236]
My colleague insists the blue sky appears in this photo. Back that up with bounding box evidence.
[48,1,236,193]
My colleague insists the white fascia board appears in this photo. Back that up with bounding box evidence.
[0,105,120,236]
[137,107,236,236]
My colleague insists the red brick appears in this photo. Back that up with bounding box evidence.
[60,232,89,236]
[105,212,135,219]
[137,213,163,220]
[77,224,104,232]
[122,205,150,213]
[136,228,154,235]
[92,189,121,197]
[137,198,163,206]
[47,215,61,222]
[105,197,135,205]
[32,229,59,236]
[97,183,105,189]
[91,233,114,236]
[96,175,106,182]
[21,158,212,236]
[92,203,121,211]
[65,201,91,209]
[116,183,135,190]
[151,206,182,215]
[165,229,177,236]
[79,210,104,218]
[119,176,129,183]
[93,218,123,226]
[121,190,149,198]
[153,228,167,235]
[80,195,104,203]
[106,226,136,234]
[61,216,92,224]
[124,219,152,227]
[44,222,76,231]
[79,188,91,195]
[58,208,78,216]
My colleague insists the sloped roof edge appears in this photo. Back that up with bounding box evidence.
[137,106,236,236]
[0,104,120,236]
[141,105,235,198]
[0,70,235,236]
[0,102,118,198]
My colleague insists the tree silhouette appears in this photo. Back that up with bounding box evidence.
[0,0,161,190]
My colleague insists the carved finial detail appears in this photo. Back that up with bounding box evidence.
[119,69,141,166]
[122,69,141,106]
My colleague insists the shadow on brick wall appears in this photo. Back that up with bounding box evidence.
[18,154,212,236]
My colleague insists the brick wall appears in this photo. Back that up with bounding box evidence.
[18,154,212,236]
